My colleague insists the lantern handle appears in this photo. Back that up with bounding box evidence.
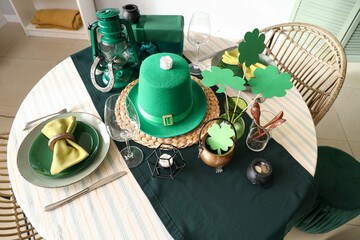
[89,22,100,61]
[90,56,115,92]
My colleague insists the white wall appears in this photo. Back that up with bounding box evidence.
[0,0,296,38]
[95,0,296,40]
[0,0,15,15]
[0,10,7,28]
[0,0,19,22]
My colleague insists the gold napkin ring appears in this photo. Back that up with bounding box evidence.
[48,133,75,152]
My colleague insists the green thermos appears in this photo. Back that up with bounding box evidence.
[89,8,140,92]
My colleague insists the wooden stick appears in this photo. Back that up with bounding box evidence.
[230,65,247,123]
[225,90,230,120]
[233,93,262,123]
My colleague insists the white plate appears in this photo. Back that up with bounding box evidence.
[17,112,110,188]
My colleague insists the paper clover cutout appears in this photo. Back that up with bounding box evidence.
[248,65,293,98]
[238,28,266,68]
[201,66,246,93]
[206,123,235,155]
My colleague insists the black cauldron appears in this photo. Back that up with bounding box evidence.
[246,158,273,188]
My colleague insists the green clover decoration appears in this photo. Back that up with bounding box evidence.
[206,123,235,155]
[238,28,265,68]
[201,66,246,93]
[248,65,293,98]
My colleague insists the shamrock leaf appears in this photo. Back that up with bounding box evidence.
[201,66,246,93]
[206,123,235,155]
[248,65,293,98]
[238,28,265,68]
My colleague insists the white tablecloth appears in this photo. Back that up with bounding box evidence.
[7,37,317,240]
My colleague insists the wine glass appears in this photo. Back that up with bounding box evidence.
[104,94,143,168]
[187,11,211,75]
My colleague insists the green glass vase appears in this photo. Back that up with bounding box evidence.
[219,113,245,140]
[220,96,247,140]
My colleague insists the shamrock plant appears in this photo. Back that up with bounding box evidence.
[217,28,267,124]
[206,123,235,155]
[238,28,265,68]
[201,66,246,93]
[249,65,293,98]
[230,28,293,121]
[201,66,246,121]
[200,28,294,140]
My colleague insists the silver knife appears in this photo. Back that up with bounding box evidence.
[197,45,237,62]
[44,171,127,211]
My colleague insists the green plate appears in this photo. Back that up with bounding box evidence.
[29,121,99,178]
[17,112,111,188]
[211,46,276,80]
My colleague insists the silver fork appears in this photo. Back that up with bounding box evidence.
[22,107,70,130]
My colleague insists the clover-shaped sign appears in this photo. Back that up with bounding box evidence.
[248,65,293,98]
[201,66,246,93]
[206,123,235,155]
[238,28,265,68]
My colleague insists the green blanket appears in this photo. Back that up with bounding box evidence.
[71,47,318,240]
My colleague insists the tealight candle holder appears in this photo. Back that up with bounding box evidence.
[246,158,273,188]
[146,143,186,180]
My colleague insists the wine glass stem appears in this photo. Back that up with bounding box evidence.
[195,45,200,65]
[124,138,133,160]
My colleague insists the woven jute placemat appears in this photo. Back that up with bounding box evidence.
[115,76,220,149]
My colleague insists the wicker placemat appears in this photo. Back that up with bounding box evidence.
[115,76,220,149]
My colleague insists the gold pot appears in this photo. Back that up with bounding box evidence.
[199,133,235,167]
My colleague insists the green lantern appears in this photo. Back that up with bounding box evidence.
[89,8,140,92]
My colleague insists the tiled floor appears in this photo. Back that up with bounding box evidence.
[1,22,360,239]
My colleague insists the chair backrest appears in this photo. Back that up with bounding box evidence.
[0,131,43,240]
[256,23,347,125]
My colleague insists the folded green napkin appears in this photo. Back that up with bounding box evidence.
[41,116,89,175]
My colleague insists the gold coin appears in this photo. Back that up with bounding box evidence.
[255,165,262,173]
[261,164,269,174]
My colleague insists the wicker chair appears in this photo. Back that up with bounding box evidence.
[0,131,43,240]
[253,23,347,125]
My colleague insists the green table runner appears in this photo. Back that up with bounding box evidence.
[71,47,318,240]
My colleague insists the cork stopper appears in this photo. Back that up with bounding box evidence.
[160,56,173,70]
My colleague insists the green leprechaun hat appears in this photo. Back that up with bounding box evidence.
[128,53,207,138]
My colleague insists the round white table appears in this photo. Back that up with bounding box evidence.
[7,37,317,240]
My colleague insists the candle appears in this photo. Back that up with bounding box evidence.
[158,153,174,168]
